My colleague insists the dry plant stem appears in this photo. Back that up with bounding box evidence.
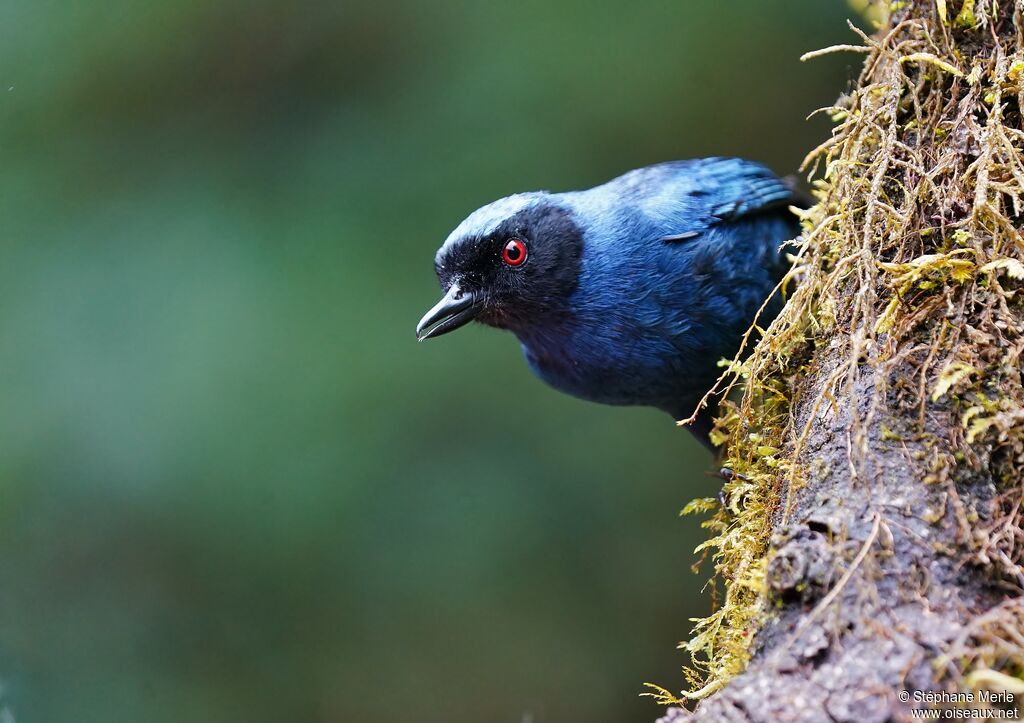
[655,1,1024,720]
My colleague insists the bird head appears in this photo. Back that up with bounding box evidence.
[416,194,584,340]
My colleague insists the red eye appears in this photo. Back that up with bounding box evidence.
[502,238,528,267]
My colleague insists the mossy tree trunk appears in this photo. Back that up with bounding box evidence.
[657,2,1024,720]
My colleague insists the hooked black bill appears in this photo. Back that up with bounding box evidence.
[415,283,481,341]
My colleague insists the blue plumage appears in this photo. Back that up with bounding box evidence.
[416,158,801,449]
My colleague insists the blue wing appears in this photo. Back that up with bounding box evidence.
[571,156,802,382]
[530,158,802,427]
[599,157,802,242]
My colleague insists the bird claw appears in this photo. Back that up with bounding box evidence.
[716,467,749,482]
[712,467,750,509]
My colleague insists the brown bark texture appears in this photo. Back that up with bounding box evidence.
[658,1,1024,721]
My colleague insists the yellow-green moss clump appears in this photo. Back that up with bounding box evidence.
[652,0,1024,705]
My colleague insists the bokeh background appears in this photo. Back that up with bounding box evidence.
[0,2,860,722]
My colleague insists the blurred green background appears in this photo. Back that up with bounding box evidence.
[0,2,856,722]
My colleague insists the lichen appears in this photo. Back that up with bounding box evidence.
[656,0,1024,705]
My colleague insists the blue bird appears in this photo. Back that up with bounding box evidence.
[415,158,801,450]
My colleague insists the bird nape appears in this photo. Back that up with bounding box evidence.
[416,158,802,452]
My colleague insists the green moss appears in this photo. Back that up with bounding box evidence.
[954,0,977,27]
[664,0,1024,702]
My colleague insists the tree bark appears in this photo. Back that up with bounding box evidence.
[658,2,1024,720]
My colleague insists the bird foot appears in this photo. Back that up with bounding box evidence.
[711,468,750,508]
[713,467,749,482]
